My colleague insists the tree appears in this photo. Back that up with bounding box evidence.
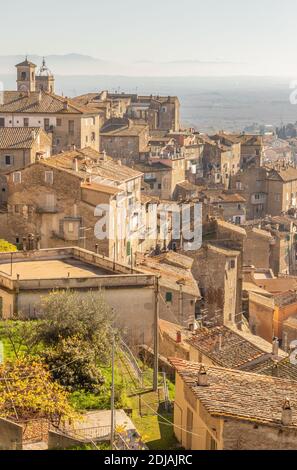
[0,240,17,252]
[0,359,77,424]
[37,290,116,392]
[2,318,40,359]
[43,336,105,393]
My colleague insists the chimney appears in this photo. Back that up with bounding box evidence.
[72,158,79,172]
[272,362,279,377]
[176,331,182,344]
[63,100,69,111]
[272,337,279,356]
[282,399,293,426]
[189,323,195,332]
[117,160,122,166]
[197,365,208,387]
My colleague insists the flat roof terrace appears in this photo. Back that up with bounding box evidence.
[0,247,156,292]
[0,258,111,280]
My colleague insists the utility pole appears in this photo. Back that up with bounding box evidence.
[153,276,160,391]
[110,333,115,450]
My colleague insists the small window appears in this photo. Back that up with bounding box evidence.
[91,132,96,141]
[23,118,29,127]
[0,118,4,127]
[44,118,50,131]
[166,292,173,302]
[68,120,75,136]
[5,155,12,166]
[229,259,236,269]
[13,172,21,184]
[158,183,162,189]
[56,118,62,127]
[68,222,74,233]
[45,171,54,185]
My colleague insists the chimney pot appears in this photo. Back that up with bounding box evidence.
[282,399,293,426]
[176,331,182,343]
[272,337,279,356]
[197,365,208,387]
[72,158,79,172]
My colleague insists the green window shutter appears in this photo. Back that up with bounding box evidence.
[166,292,173,302]
[126,241,131,256]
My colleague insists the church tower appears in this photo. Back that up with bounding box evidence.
[36,58,55,94]
[16,57,37,92]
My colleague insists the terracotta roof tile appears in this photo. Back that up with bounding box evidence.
[170,358,297,427]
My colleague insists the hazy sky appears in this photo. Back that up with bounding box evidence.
[1,0,297,75]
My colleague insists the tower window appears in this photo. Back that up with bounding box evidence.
[21,72,26,80]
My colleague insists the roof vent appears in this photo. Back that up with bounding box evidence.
[272,337,279,356]
[72,158,79,172]
[282,399,293,426]
[197,365,208,387]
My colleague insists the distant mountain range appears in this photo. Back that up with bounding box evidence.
[0,54,123,76]
[0,53,251,77]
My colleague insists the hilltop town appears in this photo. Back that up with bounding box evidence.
[1,58,297,451]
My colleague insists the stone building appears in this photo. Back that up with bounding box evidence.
[184,243,241,327]
[170,357,297,450]
[198,189,246,225]
[200,134,241,190]
[126,95,180,132]
[136,251,200,327]
[73,91,132,124]
[243,216,297,276]
[0,148,148,265]
[100,118,149,163]
[0,59,100,154]
[243,270,297,343]
[135,155,186,201]
[231,166,267,219]
[232,164,297,219]
[282,315,297,351]
[74,92,181,133]
[235,134,264,168]
[243,227,274,270]
[0,127,52,174]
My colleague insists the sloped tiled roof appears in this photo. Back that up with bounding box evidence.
[187,326,275,369]
[138,254,200,297]
[44,148,143,182]
[170,358,297,427]
[250,357,297,381]
[0,91,98,115]
[0,127,48,149]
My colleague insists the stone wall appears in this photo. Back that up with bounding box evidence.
[223,419,297,450]
[0,418,23,450]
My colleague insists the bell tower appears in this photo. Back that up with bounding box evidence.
[36,58,55,94]
[16,57,37,92]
